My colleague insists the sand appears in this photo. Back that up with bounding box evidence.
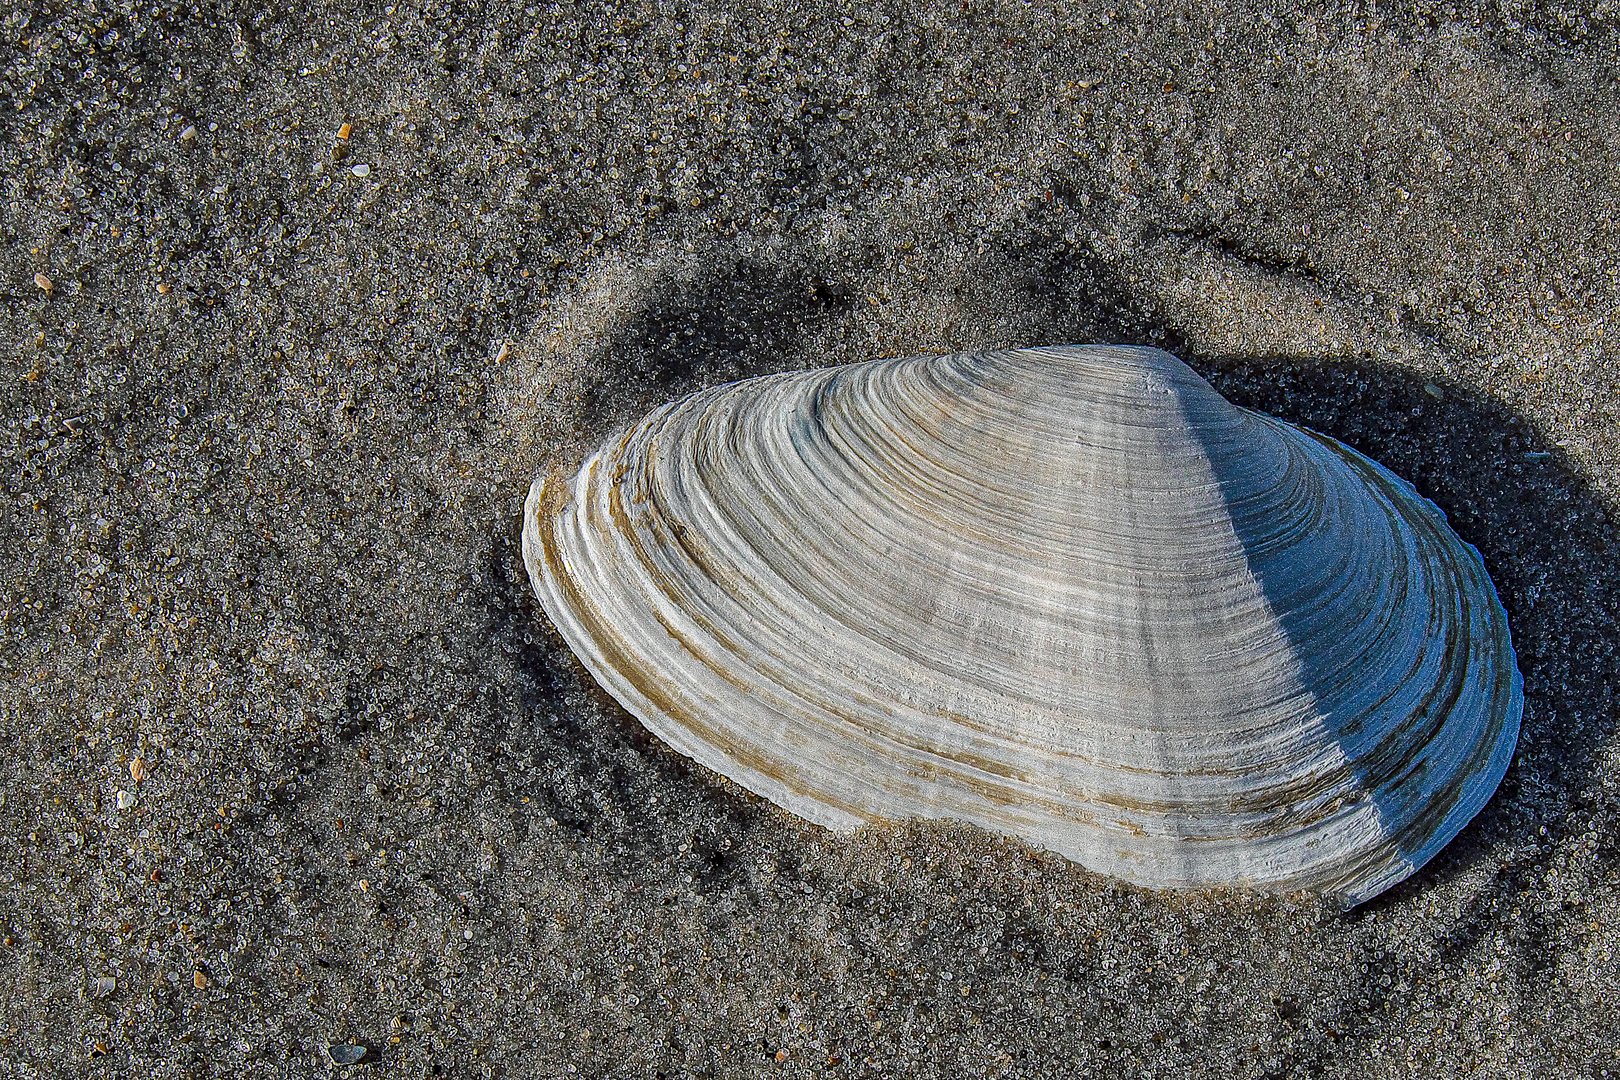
[3,1,1618,1075]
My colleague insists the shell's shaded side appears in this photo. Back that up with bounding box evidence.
[523,345,1522,904]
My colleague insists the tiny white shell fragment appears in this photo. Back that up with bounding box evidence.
[523,345,1522,905]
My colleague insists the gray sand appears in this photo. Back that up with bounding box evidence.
[4,2,1619,1076]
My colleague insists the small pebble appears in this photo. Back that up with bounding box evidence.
[328,1043,368,1065]
[179,124,197,141]
[34,273,53,295]
[337,121,352,141]
[155,282,172,295]
[193,970,209,990]
[1422,382,1445,399]
[93,976,116,998]
[351,163,371,178]
[130,757,148,783]
[116,790,136,810]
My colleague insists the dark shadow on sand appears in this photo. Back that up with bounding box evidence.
[989,221,1620,907]
[500,222,1620,1019]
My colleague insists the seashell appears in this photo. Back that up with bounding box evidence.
[522,345,1521,905]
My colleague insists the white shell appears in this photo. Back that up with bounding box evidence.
[523,345,1522,904]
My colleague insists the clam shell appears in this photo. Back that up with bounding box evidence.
[523,345,1521,904]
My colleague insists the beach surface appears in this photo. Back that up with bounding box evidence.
[3,1,1619,1075]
